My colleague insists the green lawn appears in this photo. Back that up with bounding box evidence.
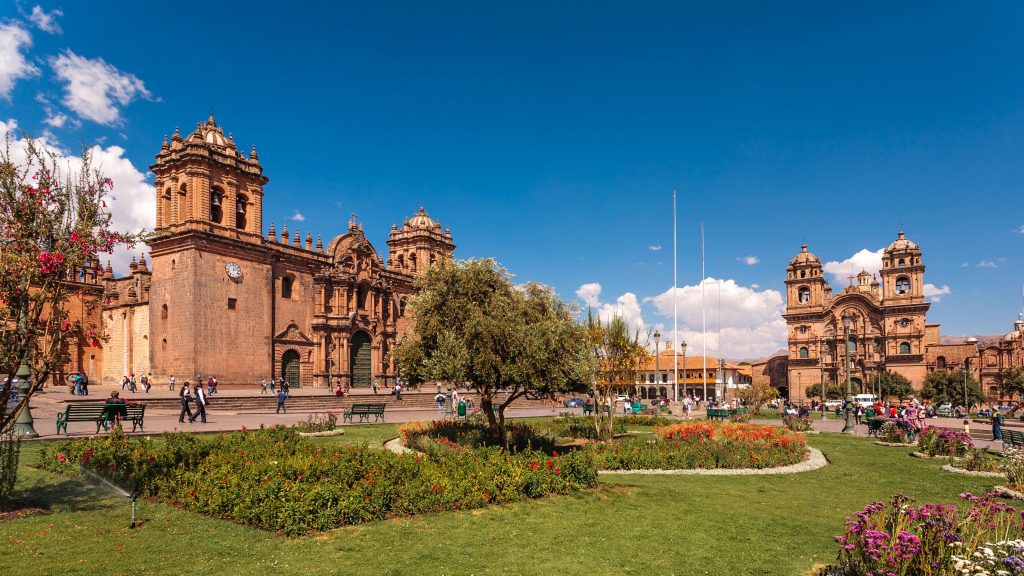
[0,430,996,576]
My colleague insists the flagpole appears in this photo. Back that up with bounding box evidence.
[701,222,708,404]
[673,191,678,402]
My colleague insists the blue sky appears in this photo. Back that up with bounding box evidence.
[1,1,1022,358]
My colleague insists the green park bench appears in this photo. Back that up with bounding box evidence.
[866,418,886,437]
[56,402,146,435]
[706,408,731,421]
[1004,429,1024,450]
[343,403,386,423]
[582,404,610,416]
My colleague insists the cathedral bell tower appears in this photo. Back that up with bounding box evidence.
[386,207,455,275]
[879,231,925,304]
[785,244,828,311]
[151,115,267,242]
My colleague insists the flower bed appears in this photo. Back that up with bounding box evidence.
[41,427,597,536]
[400,419,558,453]
[783,415,814,432]
[917,426,973,458]
[584,422,806,470]
[830,493,1024,576]
[878,421,914,444]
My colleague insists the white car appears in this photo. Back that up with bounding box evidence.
[824,400,843,410]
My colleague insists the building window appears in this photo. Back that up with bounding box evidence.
[210,187,224,224]
[227,298,237,310]
[800,270,806,278]
[899,341,911,355]
[236,194,248,230]
[898,259,906,267]
[399,298,407,317]
[936,356,946,369]
[895,276,910,294]
[662,373,668,383]
[799,347,809,359]
[798,287,810,303]
[160,304,168,320]
[281,276,293,299]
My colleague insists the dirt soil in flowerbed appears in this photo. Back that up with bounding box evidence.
[0,506,50,521]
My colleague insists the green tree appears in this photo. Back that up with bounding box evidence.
[390,258,593,446]
[736,381,779,415]
[585,313,651,440]
[0,137,142,508]
[870,370,914,401]
[921,369,985,408]
[805,382,844,400]
[998,367,1024,400]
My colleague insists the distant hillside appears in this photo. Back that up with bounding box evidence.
[939,334,1000,346]
[734,349,787,365]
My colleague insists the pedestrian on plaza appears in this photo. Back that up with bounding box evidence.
[684,396,693,419]
[260,379,267,395]
[207,376,216,395]
[129,373,137,393]
[141,372,151,393]
[121,375,129,391]
[178,381,194,423]
[282,379,290,399]
[854,404,863,425]
[435,392,445,414]
[168,374,176,391]
[268,377,275,394]
[393,380,402,401]
[371,378,378,394]
[276,386,288,414]
[993,409,1005,442]
[190,382,208,423]
[963,419,971,435]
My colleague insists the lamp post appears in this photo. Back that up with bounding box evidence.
[12,363,38,438]
[681,341,687,403]
[653,330,661,403]
[842,316,855,434]
[719,357,727,405]
[963,359,970,410]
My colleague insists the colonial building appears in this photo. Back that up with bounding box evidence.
[977,314,1024,398]
[633,345,752,401]
[781,231,941,401]
[100,116,454,388]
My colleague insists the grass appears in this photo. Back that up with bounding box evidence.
[0,429,999,576]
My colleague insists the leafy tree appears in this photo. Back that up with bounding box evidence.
[921,369,985,408]
[0,136,141,507]
[998,367,1024,400]
[736,381,779,415]
[391,259,593,446]
[805,382,845,400]
[585,313,651,440]
[870,370,914,401]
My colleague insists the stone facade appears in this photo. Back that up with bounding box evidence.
[977,315,1024,398]
[781,232,938,401]
[97,116,455,389]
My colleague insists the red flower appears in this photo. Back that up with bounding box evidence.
[189,490,196,498]
[546,459,553,468]
[552,450,558,457]
[432,485,440,492]
[56,453,66,463]
[530,461,539,471]
[554,467,561,475]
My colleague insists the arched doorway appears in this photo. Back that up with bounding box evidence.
[281,349,301,388]
[350,331,372,388]
[850,377,863,393]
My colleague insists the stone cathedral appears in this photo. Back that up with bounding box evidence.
[99,116,454,388]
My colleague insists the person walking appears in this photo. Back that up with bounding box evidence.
[371,378,378,394]
[435,391,446,415]
[282,379,290,399]
[168,374,176,391]
[178,382,194,423]
[993,409,1005,443]
[276,386,288,414]
[190,382,208,423]
[260,379,267,395]
[141,372,151,393]
[129,373,137,393]
[121,375,129,391]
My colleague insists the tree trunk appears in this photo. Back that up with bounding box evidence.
[481,393,500,443]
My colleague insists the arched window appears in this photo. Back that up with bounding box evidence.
[281,276,293,299]
[798,287,810,303]
[160,304,168,319]
[899,342,911,355]
[235,194,247,230]
[410,254,417,272]
[210,187,224,224]
[898,259,906,267]
[936,356,946,369]
[799,347,809,359]
[399,298,407,317]
[358,284,368,309]
[429,253,436,266]
[800,270,806,278]
[895,276,910,294]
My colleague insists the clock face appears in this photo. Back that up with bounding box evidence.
[225,262,242,279]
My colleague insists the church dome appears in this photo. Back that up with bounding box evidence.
[407,206,436,229]
[885,231,918,253]
[185,115,235,151]
[789,244,820,267]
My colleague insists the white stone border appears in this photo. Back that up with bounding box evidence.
[911,451,953,460]
[384,437,414,454]
[598,447,827,476]
[940,464,1006,479]
[874,441,916,447]
[993,485,1024,500]
[298,429,346,438]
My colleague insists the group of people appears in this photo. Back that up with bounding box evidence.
[67,372,90,395]
[177,380,210,423]
[119,373,153,394]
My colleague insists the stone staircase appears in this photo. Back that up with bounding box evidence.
[58,391,555,414]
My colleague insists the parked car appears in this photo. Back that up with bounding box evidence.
[564,397,587,408]
[853,394,877,408]
[824,399,843,410]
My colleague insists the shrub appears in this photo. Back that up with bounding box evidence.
[917,426,973,458]
[959,449,1004,473]
[728,411,752,423]
[783,415,813,432]
[1005,449,1024,488]
[616,415,674,427]
[532,415,625,440]
[878,421,913,444]
[833,493,1024,576]
[41,427,597,536]
[292,412,338,433]
[399,419,557,453]
[584,422,806,470]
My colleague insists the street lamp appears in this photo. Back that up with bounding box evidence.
[681,341,687,403]
[842,316,855,434]
[653,330,661,403]
[719,357,727,406]
[12,363,38,438]
[819,340,826,420]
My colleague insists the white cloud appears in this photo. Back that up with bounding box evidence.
[575,282,603,308]
[0,23,39,100]
[923,283,951,303]
[960,262,970,268]
[823,248,884,285]
[1018,224,1024,234]
[649,278,786,359]
[287,211,305,222]
[50,51,152,125]
[648,245,661,252]
[977,260,998,269]
[575,282,646,335]
[1,119,155,275]
[740,255,759,265]
[28,5,63,34]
